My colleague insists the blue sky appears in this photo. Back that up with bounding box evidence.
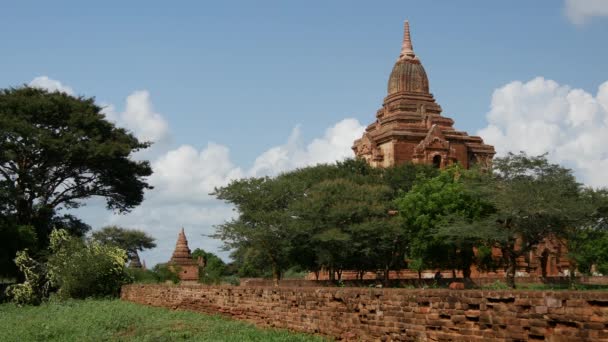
[2,1,608,264]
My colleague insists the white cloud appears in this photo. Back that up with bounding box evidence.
[564,0,608,25]
[478,76,608,188]
[29,76,169,144]
[250,118,365,176]
[102,90,170,143]
[29,77,364,265]
[29,76,74,95]
[149,143,244,203]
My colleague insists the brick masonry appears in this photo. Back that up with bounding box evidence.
[121,284,608,341]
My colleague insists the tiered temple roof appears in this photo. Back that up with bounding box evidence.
[353,21,495,169]
[169,228,198,266]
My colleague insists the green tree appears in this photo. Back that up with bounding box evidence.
[91,226,156,265]
[192,248,227,284]
[291,178,403,282]
[0,87,153,265]
[213,176,301,286]
[395,166,491,279]
[443,153,591,288]
[567,188,608,276]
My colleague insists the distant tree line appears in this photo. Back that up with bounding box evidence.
[214,154,608,288]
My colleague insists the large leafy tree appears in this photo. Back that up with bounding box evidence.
[443,153,592,288]
[395,166,492,279]
[192,248,228,284]
[213,159,435,284]
[0,87,153,274]
[91,226,156,264]
[567,188,608,276]
[291,178,404,281]
[213,176,301,286]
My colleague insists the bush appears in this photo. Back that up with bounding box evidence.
[221,275,240,286]
[46,229,130,299]
[4,250,49,306]
[126,268,159,284]
[152,263,180,284]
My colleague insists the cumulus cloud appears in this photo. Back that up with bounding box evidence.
[102,90,170,143]
[103,118,364,265]
[26,77,365,265]
[478,77,608,188]
[149,143,244,203]
[564,0,608,25]
[29,76,74,95]
[250,118,365,176]
[29,76,169,144]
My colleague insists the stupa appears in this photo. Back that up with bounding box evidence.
[353,21,495,169]
[168,228,199,282]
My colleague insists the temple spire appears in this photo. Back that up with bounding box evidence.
[399,20,416,60]
[170,227,193,263]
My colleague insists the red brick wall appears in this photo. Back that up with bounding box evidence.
[121,284,608,341]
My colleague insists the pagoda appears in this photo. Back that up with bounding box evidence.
[353,21,495,169]
[168,228,199,282]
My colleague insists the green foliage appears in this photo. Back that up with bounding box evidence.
[151,263,181,284]
[213,175,303,284]
[0,299,326,341]
[0,224,37,278]
[395,166,491,278]
[192,248,227,284]
[567,188,608,275]
[440,153,594,288]
[91,225,156,265]
[221,275,241,286]
[212,159,442,283]
[46,229,130,299]
[4,249,49,306]
[283,266,308,279]
[0,86,152,277]
[125,268,159,284]
[482,280,511,290]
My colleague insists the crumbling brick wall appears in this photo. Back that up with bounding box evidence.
[121,284,608,341]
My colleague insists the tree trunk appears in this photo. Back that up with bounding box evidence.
[568,263,577,289]
[271,262,281,287]
[383,265,391,286]
[506,254,517,289]
[314,270,319,281]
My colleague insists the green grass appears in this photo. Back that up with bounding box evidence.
[480,280,608,291]
[0,299,328,342]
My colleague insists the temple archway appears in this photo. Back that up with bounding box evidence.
[433,155,442,168]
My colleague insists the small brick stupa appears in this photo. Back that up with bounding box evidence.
[168,228,199,282]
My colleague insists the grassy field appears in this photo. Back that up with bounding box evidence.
[0,299,327,342]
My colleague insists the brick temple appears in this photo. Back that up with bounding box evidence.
[353,21,495,169]
[168,228,200,282]
[340,21,568,280]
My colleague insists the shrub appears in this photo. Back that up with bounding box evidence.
[46,229,130,299]
[126,268,159,284]
[4,250,49,306]
[152,263,180,284]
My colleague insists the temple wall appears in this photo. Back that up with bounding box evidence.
[379,141,396,167]
[122,284,608,341]
[394,141,417,165]
[451,143,469,168]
